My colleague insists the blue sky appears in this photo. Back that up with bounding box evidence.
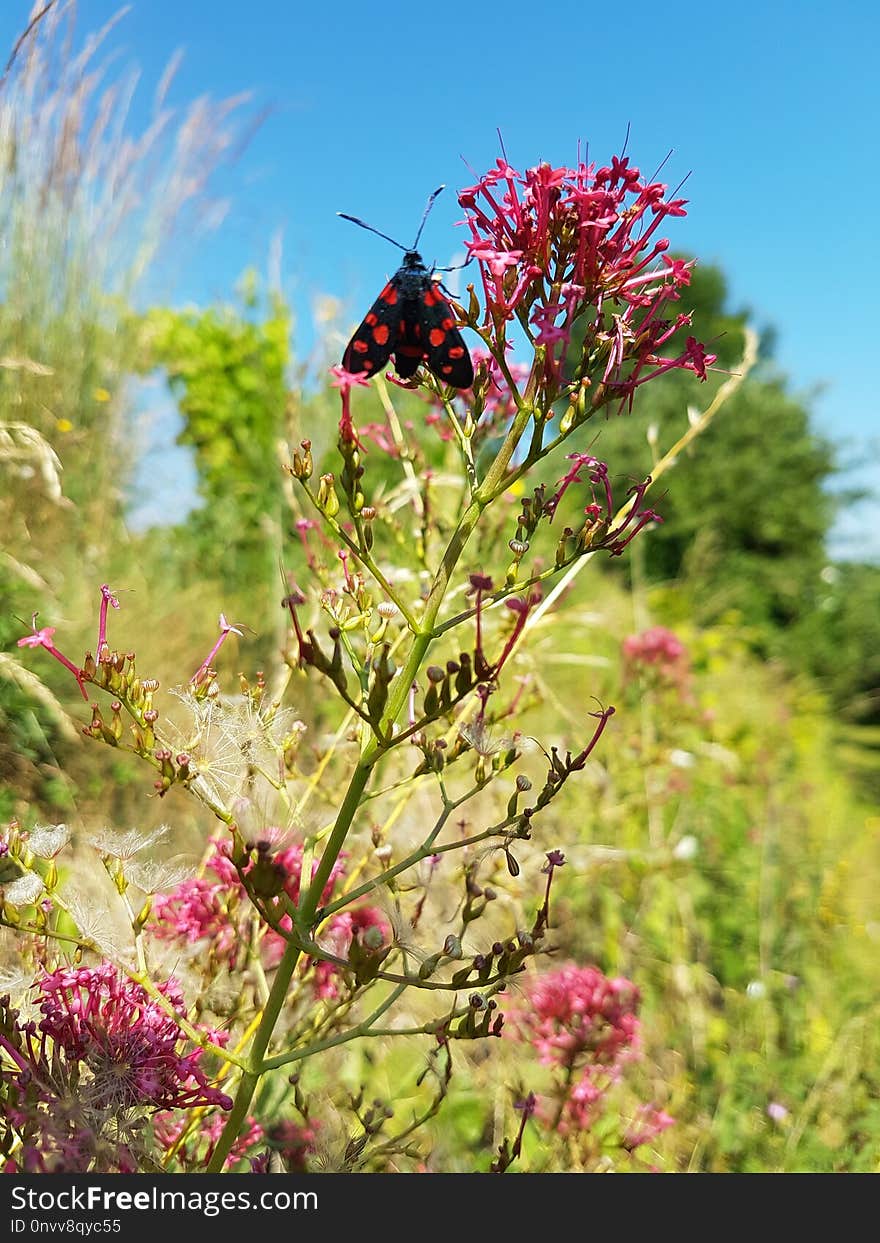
[3,1,878,554]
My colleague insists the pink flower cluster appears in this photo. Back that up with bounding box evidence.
[149,843,242,964]
[520,963,641,1068]
[459,151,715,398]
[563,1066,608,1131]
[512,963,671,1140]
[150,836,387,996]
[0,964,237,1171]
[154,1110,264,1170]
[251,1119,319,1173]
[510,964,677,1151]
[34,963,232,1111]
[623,1104,676,1151]
[622,626,689,688]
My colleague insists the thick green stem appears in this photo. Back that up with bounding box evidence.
[206,934,303,1172]
[296,758,372,930]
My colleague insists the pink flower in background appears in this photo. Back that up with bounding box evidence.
[312,906,390,999]
[150,838,242,963]
[257,1120,319,1172]
[270,841,346,907]
[624,1104,676,1150]
[422,349,531,441]
[622,626,690,689]
[562,1067,606,1130]
[154,1110,263,1169]
[150,874,239,962]
[767,1101,789,1124]
[517,963,641,1067]
[512,963,658,1141]
[151,836,386,996]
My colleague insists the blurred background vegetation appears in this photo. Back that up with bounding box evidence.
[1,4,878,1172]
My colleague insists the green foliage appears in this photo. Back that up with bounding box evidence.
[530,587,880,1171]
[789,561,880,725]
[653,378,835,628]
[0,567,75,817]
[139,277,292,616]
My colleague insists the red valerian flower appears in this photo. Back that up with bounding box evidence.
[17,620,88,700]
[509,963,650,1137]
[96,584,120,657]
[458,147,716,404]
[515,962,641,1067]
[191,613,244,686]
[622,625,690,692]
[3,963,233,1116]
[154,1110,263,1170]
[623,1104,676,1151]
[329,363,372,394]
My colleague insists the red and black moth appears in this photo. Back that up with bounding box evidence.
[339,186,474,390]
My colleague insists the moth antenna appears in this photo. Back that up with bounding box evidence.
[337,213,407,252]
[433,256,473,274]
[411,185,445,251]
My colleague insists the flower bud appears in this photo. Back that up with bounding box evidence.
[317,473,340,518]
[291,439,314,480]
[467,284,480,322]
[443,934,462,959]
[418,952,443,980]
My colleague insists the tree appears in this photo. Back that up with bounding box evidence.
[580,264,838,635]
[139,276,292,619]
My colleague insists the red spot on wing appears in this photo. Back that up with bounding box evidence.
[365,312,378,326]
[441,365,453,375]
[429,328,446,347]
[441,317,454,330]
[372,324,390,345]
[423,286,441,307]
[448,346,465,359]
[352,339,369,354]
[380,284,398,305]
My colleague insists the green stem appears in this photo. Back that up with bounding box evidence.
[261,983,407,1071]
[207,399,538,1172]
[296,758,373,930]
[206,928,307,1170]
[300,481,419,631]
[321,809,514,919]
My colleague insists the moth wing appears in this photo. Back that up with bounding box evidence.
[341,278,402,378]
[420,282,474,389]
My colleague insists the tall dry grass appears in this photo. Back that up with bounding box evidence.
[0,1,255,808]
